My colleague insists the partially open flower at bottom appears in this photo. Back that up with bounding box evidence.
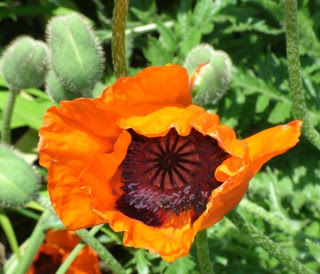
[27,229,101,274]
[38,64,302,261]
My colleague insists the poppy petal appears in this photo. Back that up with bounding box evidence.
[200,120,302,230]
[100,64,192,117]
[244,120,302,175]
[118,104,246,159]
[39,99,116,229]
[79,130,132,214]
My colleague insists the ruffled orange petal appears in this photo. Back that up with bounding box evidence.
[198,120,302,230]
[118,104,247,159]
[69,245,101,274]
[243,120,302,175]
[99,64,192,118]
[39,98,118,229]
[45,229,80,252]
[79,130,132,213]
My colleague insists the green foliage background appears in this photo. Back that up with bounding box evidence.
[0,0,319,273]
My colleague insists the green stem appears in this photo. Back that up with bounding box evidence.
[226,210,315,274]
[195,229,214,274]
[284,0,320,150]
[14,211,49,274]
[112,0,129,78]
[56,224,104,274]
[76,229,126,274]
[1,88,18,144]
[0,208,21,260]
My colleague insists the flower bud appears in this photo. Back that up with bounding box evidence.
[1,36,48,90]
[184,44,232,105]
[0,144,39,207]
[47,13,105,97]
[46,70,82,103]
[92,81,106,98]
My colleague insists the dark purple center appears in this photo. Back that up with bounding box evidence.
[33,251,63,274]
[116,128,230,227]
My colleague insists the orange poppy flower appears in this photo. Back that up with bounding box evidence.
[27,229,101,274]
[38,64,301,262]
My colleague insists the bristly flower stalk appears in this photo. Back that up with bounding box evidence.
[112,0,129,78]
[284,0,320,150]
[227,210,315,274]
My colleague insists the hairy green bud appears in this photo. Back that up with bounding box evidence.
[184,44,232,105]
[46,70,82,103]
[92,81,106,98]
[47,13,105,97]
[0,144,39,207]
[0,36,48,90]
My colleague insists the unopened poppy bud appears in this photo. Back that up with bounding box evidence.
[184,44,232,105]
[0,144,39,207]
[47,13,105,97]
[92,81,107,98]
[46,70,82,103]
[189,62,210,90]
[1,36,48,90]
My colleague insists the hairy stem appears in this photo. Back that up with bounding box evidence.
[227,210,315,274]
[284,0,320,150]
[1,88,18,144]
[195,229,214,274]
[112,0,129,78]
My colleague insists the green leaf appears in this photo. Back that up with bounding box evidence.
[165,257,196,274]
[306,239,320,264]
[224,19,283,35]
[179,28,202,57]
[143,36,173,65]
[156,19,178,52]
[0,91,54,130]
[134,249,151,274]
[0,144,39,207]
[15,129,39,164]
[268,101,291,124]
[255,94,270,113]
[193,0,214,34]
